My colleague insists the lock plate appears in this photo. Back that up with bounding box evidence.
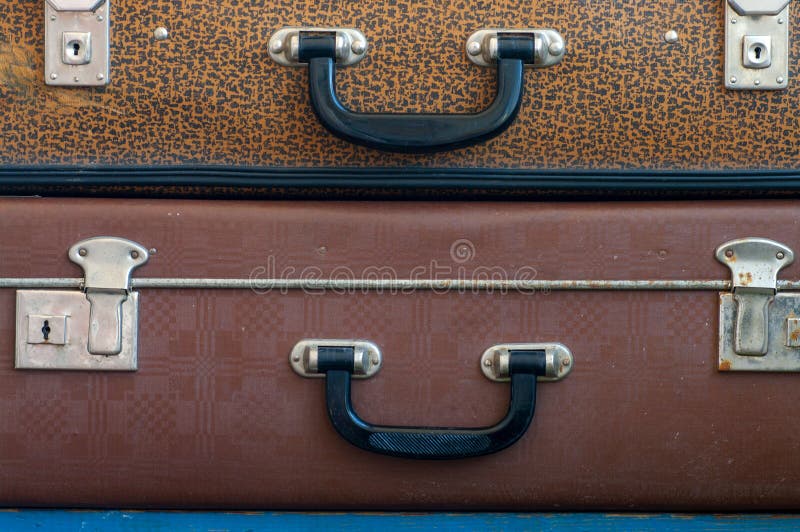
[725,1,790,90]
[45,0,110,86]
[720,293,800,371]
[16,290,138,371]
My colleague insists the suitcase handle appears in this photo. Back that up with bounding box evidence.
[316,346,547,459]
[297,33,536,153]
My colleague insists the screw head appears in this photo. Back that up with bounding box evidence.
[548,41,564,56]
[130,250,140,259]
[351,40,366,55]
[79,248,88,257]
[725,249,734,258]
[777,252,786,260]
[467,41,482,56]
[154,27,169,41]
[664,30,679,44]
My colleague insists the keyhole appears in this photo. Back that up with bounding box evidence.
[41,320,51,341]
[72,42,80,56]
[754,46,762,60]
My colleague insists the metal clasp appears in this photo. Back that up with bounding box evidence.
[716,238,794,357]
[45,0,110,86]
[15,236,148,371]
[725,0,791,90]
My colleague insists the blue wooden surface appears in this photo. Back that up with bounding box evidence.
[0,512,799,531]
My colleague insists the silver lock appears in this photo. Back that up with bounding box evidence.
[725,0,791,90]
[15,237,148,371]
[45,0,110,86]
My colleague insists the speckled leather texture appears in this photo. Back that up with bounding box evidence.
[0,1,797,170]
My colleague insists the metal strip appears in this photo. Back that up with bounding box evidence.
[4,278,800,291]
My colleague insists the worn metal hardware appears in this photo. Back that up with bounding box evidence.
[16,290,139,371]
[465,29,566,68]
[719,293,800,372]
[480,343,573,382]
[45,0,109,86]
[715,238,794,356]
[15,237,148,371]
[725,0,790,90]
[68,237,148,356]
[269,27,368,67]
[290,340,382,379]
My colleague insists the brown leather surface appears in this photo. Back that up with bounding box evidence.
[0,197,799,510]
[1,1,799,169]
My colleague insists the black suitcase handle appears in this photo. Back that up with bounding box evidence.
[316,346,546,459]
[297,33,537,154]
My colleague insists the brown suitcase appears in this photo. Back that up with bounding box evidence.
[2,197,799,510]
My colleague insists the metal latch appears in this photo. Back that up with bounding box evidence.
[45,0,110,86]
[15,237,148,371]
[716,237,800,372]
[725,0,791,90]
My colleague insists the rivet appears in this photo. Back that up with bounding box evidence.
[73,76,80,83]
[548,41,564,56]
[730,76,738,84]
[467,41,482,56]
[154,27,169,41]
[563,358,571,367]
[778,76,785,84]
[725,249,734,258]
[270,39,283,54]
[731,18,737,24]
[371,356,379,365]
[755,79,761,86]
[777,252,786,260]
[130,250,140,259]
[292,355,301,362]
[779,18,785,24]
[79,248,88,257]
[97,15,104,22]
[49,73,58,80]
[484,359,492,366]
[49,15,56,21]
[96,73,105,81]
[664,30,679,44]
[351,40,366,55]
[149,248,158,254]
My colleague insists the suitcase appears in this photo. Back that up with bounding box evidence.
[2,198,800,510]
[1,1,799,195]
[2,0,800,512]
